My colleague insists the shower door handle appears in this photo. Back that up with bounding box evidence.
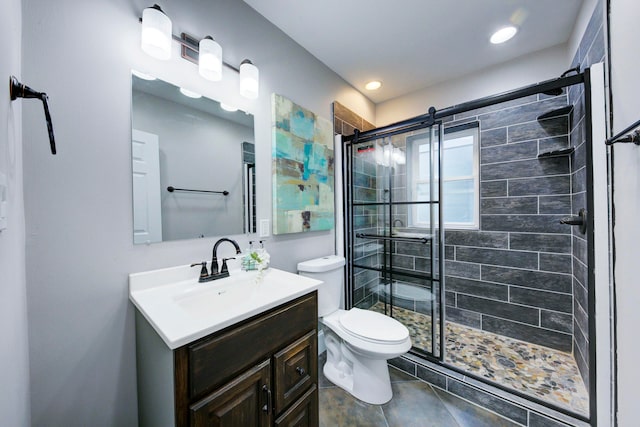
[560,208,587,234]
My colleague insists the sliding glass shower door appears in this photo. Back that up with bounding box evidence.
[344,123,445,359]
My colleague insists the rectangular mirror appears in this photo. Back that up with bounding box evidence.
[131,71,256,244]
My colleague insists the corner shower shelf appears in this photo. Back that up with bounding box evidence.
[537,147,575,159]
[537,105,573,121]
[536,105,575,158]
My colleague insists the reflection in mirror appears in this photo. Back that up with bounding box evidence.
[131,71,256,244]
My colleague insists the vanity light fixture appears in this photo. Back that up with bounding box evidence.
[139,4,259,99]
[179,87,202,99]
[490,26,518,44]
[141,4,172,60]
[199,36,223,81]
[365,80,382,91]
[239,60,259,100]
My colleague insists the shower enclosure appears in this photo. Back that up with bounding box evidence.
[345,121,446,359]
[341,70,594,422]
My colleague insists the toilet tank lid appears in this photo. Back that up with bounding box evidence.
[297,255,345,273]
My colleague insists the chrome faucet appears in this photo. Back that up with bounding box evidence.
[211,238,242,280]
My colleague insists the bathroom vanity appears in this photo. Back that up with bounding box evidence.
[129,265,321,426]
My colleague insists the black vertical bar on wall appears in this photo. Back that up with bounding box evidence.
[388,140,394,319]
[437,122,446,362]
[429,125,437,355]
[349,140,356,310]
[344,136,354,310]
[584,68,598,427]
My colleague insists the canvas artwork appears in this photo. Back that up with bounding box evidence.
[272,94,335,234]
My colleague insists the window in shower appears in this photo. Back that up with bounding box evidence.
[407,122,479,229]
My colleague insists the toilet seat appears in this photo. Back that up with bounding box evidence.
[339,308,409,344]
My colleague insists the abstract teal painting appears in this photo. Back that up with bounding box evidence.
[272,94,334,234]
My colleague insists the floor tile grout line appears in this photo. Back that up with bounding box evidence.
[380,405,391,427]
[429,383,464,427]
[432,383,528,427]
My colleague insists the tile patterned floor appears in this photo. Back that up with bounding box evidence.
[319,353,520,427]
[371,302,589,416]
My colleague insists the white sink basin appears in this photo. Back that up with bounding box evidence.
[172,275,260,319]
[129,265,322,349]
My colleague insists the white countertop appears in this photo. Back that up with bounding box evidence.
[129,265,322,349]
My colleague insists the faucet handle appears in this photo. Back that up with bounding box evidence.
[221,257,235,275]
[190,262,209,280]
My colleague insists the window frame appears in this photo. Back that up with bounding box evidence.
[406,121,480,230]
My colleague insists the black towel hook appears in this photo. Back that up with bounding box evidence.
[9,76,57,155]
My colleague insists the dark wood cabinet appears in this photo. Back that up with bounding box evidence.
[273,331,317,414]
[172,292,318,427]
[274,385,318,427]
[190,359,272,427]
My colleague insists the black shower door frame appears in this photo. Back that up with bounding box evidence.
[341,69,596,425]
[344,122,446,360]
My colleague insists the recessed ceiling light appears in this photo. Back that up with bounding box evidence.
[490,26,518,44]
[365,81,382,91]
[179,87,202,98]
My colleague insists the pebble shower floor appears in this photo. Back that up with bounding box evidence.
[371,302,589,416]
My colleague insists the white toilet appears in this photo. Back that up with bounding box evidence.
[297,255,412,405]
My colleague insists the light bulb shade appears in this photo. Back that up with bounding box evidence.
[141,5,172,60]
[179,87,202,98]
[239,59,259,99]
[199,36,222,81]
[220,103,238,112]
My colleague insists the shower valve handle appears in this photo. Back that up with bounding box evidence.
[559,217,583,226]
[559,208,587,234]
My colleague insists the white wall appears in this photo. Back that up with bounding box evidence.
[0,0,30,425]
[21,0,374,424]
[609,0,640,425]
[132,91,252,239]
[376,44,568,125]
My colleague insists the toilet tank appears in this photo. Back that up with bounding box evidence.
[297,255,345,317]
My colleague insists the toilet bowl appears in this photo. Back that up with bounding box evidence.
[297,255,412,405]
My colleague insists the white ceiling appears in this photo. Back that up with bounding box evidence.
[243,0,584,103]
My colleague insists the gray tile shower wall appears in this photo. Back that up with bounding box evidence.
[386,92,578,352]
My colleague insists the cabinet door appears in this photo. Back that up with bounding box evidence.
[190,359,272,427]
[273,331,317,414]
[274,385,318,427]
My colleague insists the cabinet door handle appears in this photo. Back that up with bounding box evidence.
[262,384,272,413]
[296,366,306,376]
